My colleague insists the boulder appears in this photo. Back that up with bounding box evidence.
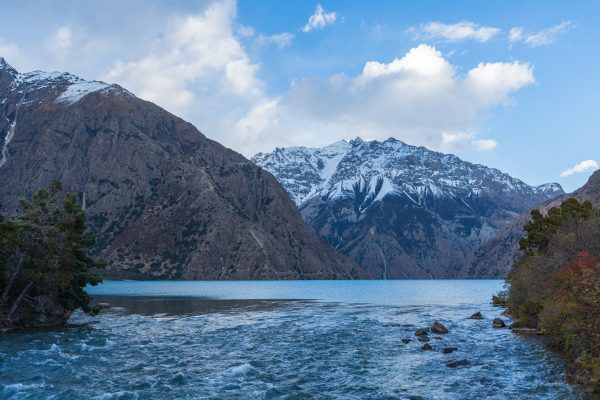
[443,347,458,354]
[446,359,469,368]
[415,328,429,336]
[492,318,506,328]
[418,336,430,342]
[468,311,484,320]
[431,321,448,334]
[421,344,433,351]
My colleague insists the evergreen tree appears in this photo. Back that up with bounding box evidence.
[0,181,104,330]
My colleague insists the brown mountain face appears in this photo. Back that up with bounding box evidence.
[465,170,600,278]
[0,58,361,280]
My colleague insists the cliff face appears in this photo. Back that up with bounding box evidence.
[0,58,360,280]
[253,138,563,278]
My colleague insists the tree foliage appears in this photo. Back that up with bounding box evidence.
[0,182,104,330]
[505,198,600,388]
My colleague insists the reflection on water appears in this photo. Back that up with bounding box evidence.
[0,280,583,399]
[91,296,303,316]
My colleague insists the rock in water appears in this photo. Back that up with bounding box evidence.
[443,347,458,354]
[446,359,469,368]
[421,344,433,351]
[0,59,361,280]
[418,336,430,342]
[431,321,448,334]
[468,311,484,319]
[415,328,429,336]
[492,318,507,328]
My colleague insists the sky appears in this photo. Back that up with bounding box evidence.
[1,0,598,192]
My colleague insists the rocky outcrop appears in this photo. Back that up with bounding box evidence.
[431,321,448,334]
[253,138,563,278]
[468,311,484,320]
[492,318,506,328]
[0,58,361,280]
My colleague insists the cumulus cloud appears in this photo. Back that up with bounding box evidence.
[105,0,262,121]
[410,21,501,42]
[234,44,534,155]
[560,160,599,177]
[510,22,573,47]
[303,4,337,32]
[91,2,532,157]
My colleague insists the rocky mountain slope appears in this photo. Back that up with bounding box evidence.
[253,138,564,278]
[0,58,361,280]
[466,169,600,277]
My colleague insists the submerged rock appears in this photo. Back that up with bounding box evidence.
[446,359,469,368]
[443,347,458,354]
[401,338,412,344]
[415,328,429,336]
[492,318,506,328]
[421,344,433,351]
[418,336,430,342]
[431,321,448,334]
[468,311,484,320]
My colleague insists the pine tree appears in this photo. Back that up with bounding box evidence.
[0,181,104,330]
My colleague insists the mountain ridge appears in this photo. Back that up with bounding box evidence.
[253,138,564,278]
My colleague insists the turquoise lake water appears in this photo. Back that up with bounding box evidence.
[0,280,582,399]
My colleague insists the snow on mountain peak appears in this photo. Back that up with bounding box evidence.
[252,137,564,209]
[1,59,129,105]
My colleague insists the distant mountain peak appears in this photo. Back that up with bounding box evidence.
[252,138,564,208]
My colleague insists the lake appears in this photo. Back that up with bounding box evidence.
[0,280,582,399]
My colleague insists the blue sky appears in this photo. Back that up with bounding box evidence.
[1,0,598,191]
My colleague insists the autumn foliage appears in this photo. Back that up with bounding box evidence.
[505,198,600,388]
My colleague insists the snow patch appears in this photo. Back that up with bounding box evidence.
[57,80,109,104]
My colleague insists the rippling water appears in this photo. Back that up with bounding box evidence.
[0,280,582,399]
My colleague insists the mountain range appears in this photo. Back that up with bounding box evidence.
[0,58,361,280]
[253,138,564,278]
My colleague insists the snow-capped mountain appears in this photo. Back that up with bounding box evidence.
[253,138,564,278]
[253,137,563,209]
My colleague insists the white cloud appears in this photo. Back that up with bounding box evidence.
[48,26,73,55]
[105,0,262,120]
[238,25,255,37]
[560,160,599,177]
[509,22,573,47]
[303,4,337,33]
[235,44,534,155]
[411,21,501,43]
[509,27,523,43]
[441,132,497,153]
[256,32,294,49]
[525,22,572,47]
[472,139,497,151]
[83,2,530,157]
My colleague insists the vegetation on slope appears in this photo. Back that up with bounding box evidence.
[504,198,600,389]
[0,182,104,331]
